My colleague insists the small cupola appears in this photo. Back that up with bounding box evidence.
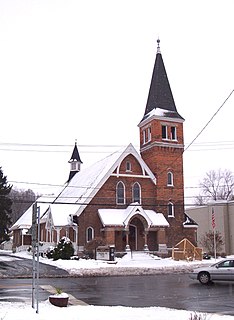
[68,141,83,182]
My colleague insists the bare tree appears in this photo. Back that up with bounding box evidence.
[9,188,37,225]
[200,230,224,256]
[195,169,234,205]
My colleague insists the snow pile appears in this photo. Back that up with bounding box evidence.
[0,301,232,320]
[36,251,213,277]
[0,250,232,319]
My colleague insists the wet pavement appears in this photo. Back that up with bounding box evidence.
[0,253,70,278]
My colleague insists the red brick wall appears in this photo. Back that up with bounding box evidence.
[76,145,196,250]
[77,154,158,249]
[139,118,196,247]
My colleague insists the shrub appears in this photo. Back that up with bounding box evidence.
[220,252,226,258]
[50,237,74,261]
[84,237,106,259]
[200,230,224,256]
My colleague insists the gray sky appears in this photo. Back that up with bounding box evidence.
[0,0,234,205]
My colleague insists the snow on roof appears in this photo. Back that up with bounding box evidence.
[98,204,169,227]
[11,145,157,230]
[54,144,156,216]
[143,107,184,123]
[49,203,78,226]
[146,210,169,227]
[10,197,53,231]
[98,209,126,226]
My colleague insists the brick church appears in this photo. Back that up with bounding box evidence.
[11,40,197,253]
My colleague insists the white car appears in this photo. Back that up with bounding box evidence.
[189,259,234,284]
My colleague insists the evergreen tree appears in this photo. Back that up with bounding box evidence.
[0,167,12,242]
[49,237,74,261]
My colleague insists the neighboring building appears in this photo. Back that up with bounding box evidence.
[10,40,197,253]
[186,201,234,255]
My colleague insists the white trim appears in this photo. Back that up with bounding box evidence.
[167,172,174,187]
[132,182,141,204]
[116,181,126,205]
[168,202,174,217]
[138,114,184,128]
[140,140,184,152]
[86,226,94,242]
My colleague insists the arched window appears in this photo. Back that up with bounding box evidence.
[132,182,141,204]
[116,181,125,204]
[126,161,132,172]
[86,227,94,242]
[167,172,173,186]
[168,202,174,217]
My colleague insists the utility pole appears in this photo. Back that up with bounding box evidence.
[32,202,40,313]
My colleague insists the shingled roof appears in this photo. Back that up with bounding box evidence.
[141,39,184,122]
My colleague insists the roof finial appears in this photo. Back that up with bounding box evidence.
[75,139,77,145]
[157,38,161,54]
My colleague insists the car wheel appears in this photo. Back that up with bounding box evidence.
[198,271,210,284]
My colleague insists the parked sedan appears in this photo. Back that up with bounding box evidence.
[189,259,234,284]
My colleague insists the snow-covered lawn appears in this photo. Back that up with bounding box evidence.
[0,250,233,320]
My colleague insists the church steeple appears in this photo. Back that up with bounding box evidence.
[68,141,83,182]
[138,39,186,248]
[141,39,184,122]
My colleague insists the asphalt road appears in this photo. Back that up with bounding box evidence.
[1,252,234,316]
[0,253,69,278]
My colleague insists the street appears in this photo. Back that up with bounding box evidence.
[1,252,234,316]
[1,275,234,315]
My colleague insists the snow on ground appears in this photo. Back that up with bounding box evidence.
[0,250,233,320]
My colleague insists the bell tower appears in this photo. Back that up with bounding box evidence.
[138,40,186,247]
[68,141,83,182]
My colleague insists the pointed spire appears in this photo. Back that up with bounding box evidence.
[68,141,83,182]
[69,140,82,163]
[141,39,184,122]
[157,38,161,54]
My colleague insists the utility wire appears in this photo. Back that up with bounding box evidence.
[4,89,234,192]
[184,89,234,152]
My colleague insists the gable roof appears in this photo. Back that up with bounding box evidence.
[141,40,184,123]
[10,199,79,231]
[98,203,169,228]
[53,143,156,216]
[46,204,79,227]
[183,213,198,228]
[10,144,157,230]
[9,198,51,231]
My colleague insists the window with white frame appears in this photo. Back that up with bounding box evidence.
[116,181,125,204]
[86,227,94,242]
[143,126,151,144]
[167,172,174,186]
[168,202,174,217]
[162,125,168,139]
[171,126,177,140]
[162,124,177,141]
[126,161,132,172]
[132,182,141,204]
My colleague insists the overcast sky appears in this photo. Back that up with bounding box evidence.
[0,0,234,205]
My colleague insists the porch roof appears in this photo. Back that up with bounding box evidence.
[98,204,169,228]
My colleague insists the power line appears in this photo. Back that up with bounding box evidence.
[3,90,234,194]
[184,89,234,152]
[3,140,234,153]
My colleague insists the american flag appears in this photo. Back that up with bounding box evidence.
[212,207,216,229]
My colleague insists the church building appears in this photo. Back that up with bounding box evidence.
[11,40,197,254]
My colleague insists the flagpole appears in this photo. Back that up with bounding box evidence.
[213,227,216,260]
[212,207,217,260]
